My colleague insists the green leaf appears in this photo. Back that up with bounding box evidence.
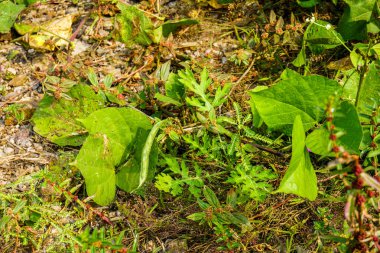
[203,186,221,208]
[334,101,362,154]
[306,128,333,156]
[138,120,167,189]
[305,20,344,54]
[187,212,206,222]
[117,157,143,193]
[154,60,171,82]
[78,107,132,166]
[118,107,153,154]
[161,19,199,37]
[154,93,183,106]
[292,46,306,67]
[31,84,105,146]
[226,164,276,203]
[165,72,185,102]
[338,0,377,40]
[75,135,116,206]
[357,62,380,113]
[116,108,157,193]
[249,69,341,135]
[116,134,158,193]
[297,0,319,8]
[276,115,317,201]
[341,69,359,102]
[115,3,154,46]
[306,102,362,155]
[0,1,25,33]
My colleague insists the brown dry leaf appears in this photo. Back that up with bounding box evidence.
[21,15,74,51]
[327,56,353,71]
[8,74,28,87]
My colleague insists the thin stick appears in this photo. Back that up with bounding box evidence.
[228,57,255,96]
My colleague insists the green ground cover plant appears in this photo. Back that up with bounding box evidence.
[1,0,380,251]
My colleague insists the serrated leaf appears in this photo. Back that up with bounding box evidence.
[249,69,341,135]
[165,72,185,102]
[275,115,317,201]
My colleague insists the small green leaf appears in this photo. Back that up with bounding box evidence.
[292,46,306,67]
[161,19,199,37]
[187,212,206,222]
[203,186,221,208]
[297,0,319,8]
[305,20,344,54]
[275,115,318,201]
[154,93,183,106]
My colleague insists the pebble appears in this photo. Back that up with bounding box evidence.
[3,147,14,154]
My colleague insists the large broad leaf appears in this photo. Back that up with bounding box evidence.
[275,115,317,201]
[116,108,158,193]
[249,69,341,135]
[116,141,158,193]
[357,62,380,113]
[75,135,116,206]
[32,84,105,146]
[118,107,153,152]
[306,101,362,155]
[338,0,377,40]
[0,1,25,33]
[78,108,132,166]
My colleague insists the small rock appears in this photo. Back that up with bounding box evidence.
[3,147,14,154]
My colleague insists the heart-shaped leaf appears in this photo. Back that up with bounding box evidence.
[250,69,341,135]
[275,115,318,201]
